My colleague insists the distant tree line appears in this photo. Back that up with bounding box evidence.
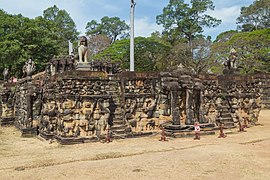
[0,5,78,77]
[0,0,270,78]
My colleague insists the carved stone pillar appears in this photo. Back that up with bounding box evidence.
[185,88,193,125]
[171,90,180,125]
[26,93,32,121]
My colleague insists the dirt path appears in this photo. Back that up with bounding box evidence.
[1,110,270,180]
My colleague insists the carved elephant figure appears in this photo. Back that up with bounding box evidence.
[78,36,89,62]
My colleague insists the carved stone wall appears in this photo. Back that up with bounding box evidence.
[200,74,262,128]
[11,75,42,136]
[1,61,270,143]
[36,70,207,142]
[0,82,16,126]
[251,73,270,109]
[39,71,120,141]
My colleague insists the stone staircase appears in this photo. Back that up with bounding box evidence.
[0,117,15,126]
[107,80,127,139]
[110,105,127,139]
[216,103,235,129]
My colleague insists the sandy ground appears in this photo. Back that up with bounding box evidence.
[0,110,270,180]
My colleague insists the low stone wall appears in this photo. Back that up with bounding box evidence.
[1,65,269,143]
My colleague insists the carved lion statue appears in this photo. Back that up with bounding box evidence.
[78,36,89,63]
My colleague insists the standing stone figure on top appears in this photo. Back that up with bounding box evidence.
[78,36,89,63]
[229,48,237,69]
[3,67,9,81]
[23,58,36,78]
[225,48,237,70]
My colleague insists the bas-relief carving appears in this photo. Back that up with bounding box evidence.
[1,60,266,142]
[125,96,173,132]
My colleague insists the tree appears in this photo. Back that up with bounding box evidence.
[87,34,112,58]
[43,5,79,54]
[0,9,60,78]
[214,30,238,43]
[85,16,129,43]
[209,31,238,74]
[133,37,171,72]
[165,36,213,74]
[93,37,171,72]
[166,42,192,70]
[237,0,270,32]
[192,37,213,74]
[211,29,270,74]
[156,0,221,46]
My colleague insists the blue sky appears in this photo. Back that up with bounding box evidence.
[0,0,255,40]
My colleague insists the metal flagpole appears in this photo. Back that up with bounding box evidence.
[130,0,135,71]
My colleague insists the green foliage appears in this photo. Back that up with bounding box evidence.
[85,16,129,43]
[133,37,171,72]
[0,10,60,77]
[1,2,269,78]
[165,36,213,74]
[166,42,192,70]
[93,37,171,72]
[43,5,79,54]
[156,0,221,45]
[214,30,238,43]
[237,0,270,32]
[0,5,79,78]
[211,29,270,74]
[192,37,213,74]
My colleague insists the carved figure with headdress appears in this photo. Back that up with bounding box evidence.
[3,67,9,81]
[23,58,35,77]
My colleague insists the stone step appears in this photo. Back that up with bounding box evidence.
[218,114,232,117]
[165,130,215,138]
[113,120,125,125]
[55,135,99,145]
[111,124,126,130]
[224,121,235,126]
[113,114,124,119]
[219,111,231,114]
[111,129,126,134]
[219,109,230,112]
[113,116,124,121]
[217,117,233,121]
[0,117,15,126]
[113,111,123,115]
[113,113,124,117]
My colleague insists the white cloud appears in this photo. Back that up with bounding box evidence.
[134,17,163,37]
[208,6,241,24]
[0,0,256,40]
[103,4,121,12]
[203,6,242,40]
